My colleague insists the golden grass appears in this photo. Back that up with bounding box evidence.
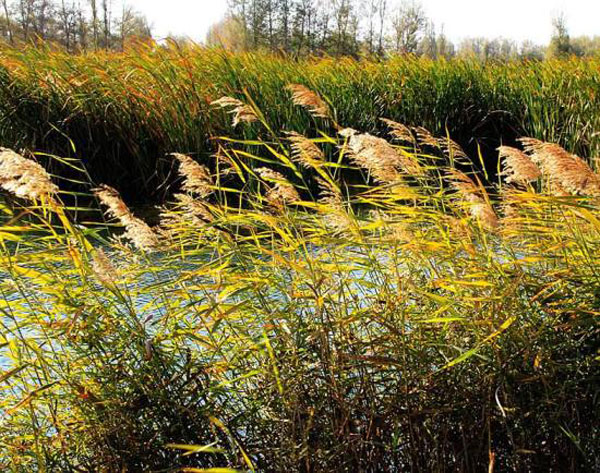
[0,87,598,472]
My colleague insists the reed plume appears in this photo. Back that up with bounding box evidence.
[498,146,541,185]
[447,169,499,230]
[381,119,416,145]
[171,193,214,225]
[255,167,300,208]
[287,84,330,119]
[347,133,423,182]
[0,148,58,201]
[338,127,359,138]
[159,194,213,236]
[319,190,355,236]
[520,140,600,195]
[287,132,325,169]
[91,248,119,286]
[93,184,159,251]
[498,189,528,236]
[518,137,546,155]
[440,137,468,160]
[172,153,213,197]
[211,96,258,127]
[413,126,441,149]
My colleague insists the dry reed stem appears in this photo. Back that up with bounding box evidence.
[287,84,330,119]
[0,148,58,201]
[498,146,541,185]
[211,96,258,127]
[172,153,213,197]
[94,184,159,251]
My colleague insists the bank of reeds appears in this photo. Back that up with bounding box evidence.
[2,43,600,202]
[0,89,598,472]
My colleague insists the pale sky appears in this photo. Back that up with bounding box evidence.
[127,0,599,45]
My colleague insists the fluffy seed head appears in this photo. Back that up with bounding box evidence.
[287,132,324,169]
[518,137,546,155]
[172,193,214,226]
[0,148,58,201]
[255,167,300,208]
[522,140,600,196]
[172,153,213,197]
[498,146,541,185]
[413,126,440,149]
[447,169,498,230]
[94,184,159,251]
[91,248,118,286]
[319,191,355,236]
[381,119,416,145]
[348,133,423,182]
[338,128,358,138]
[287,84,330,119]
[159,193,214,235]
[211,96,258,127]
[470,201,499,230]
[439,137,468,160]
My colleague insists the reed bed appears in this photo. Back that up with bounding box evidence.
[2,43,600,202]
[0,88,598,472]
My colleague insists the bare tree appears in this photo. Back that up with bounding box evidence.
[377,0,386,54]
[279,0,289,51]
[436,25,454,58]
[331,0,358,56]
[17,0,32,40]
[364,0,376,53]
[77,0,87,48]
[418,20,436,57]
[117,4,149,50]
[89,0,98,48]
[33,0,52,39]
[2,0,13,43]
[391,0,426,53]
[101,0,110,47]
[59,0,76,49]
[547,12,571,58]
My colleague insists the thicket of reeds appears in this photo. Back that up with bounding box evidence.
[0,88,598,472]
[2,43,600,203]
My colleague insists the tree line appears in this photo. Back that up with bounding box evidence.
[1,0,598,59]
[207,0,600,60]
[0,0,150,51]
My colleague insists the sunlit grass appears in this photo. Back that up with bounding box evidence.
[0,88,598,472]
[2,43,600,201]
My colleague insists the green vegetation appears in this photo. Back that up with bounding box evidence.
[2,44,600,204]
[0,87,598,472]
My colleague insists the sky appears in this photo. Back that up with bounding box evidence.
[127,0,599,45]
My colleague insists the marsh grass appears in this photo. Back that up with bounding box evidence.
[0,89,598,472]
[2,44,600,201]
